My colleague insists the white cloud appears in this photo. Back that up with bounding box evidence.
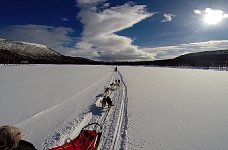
[0,24,74,54]
[73,33,156,61]
[193,9,201,15]
[62,17,69,21]
[77,0,107,6]
[143,40,228,60]
[161,13,175,22]
[102,3,110,8]
[223,14,228,18]
[193,8,228,19]
[193,8,228,25]
[72,1,155,61]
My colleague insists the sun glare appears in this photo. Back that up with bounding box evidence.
[204,8,224,25]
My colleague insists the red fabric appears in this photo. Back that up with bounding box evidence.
[50,130,97,150]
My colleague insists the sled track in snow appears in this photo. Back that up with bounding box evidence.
[44,71,128,150]
[100,71,128,150]
[87,71,128,150]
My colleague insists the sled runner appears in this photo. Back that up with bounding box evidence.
[50,123,102,150]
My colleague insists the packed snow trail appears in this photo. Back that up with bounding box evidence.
[45,70,128,150]
[95,71,128,150]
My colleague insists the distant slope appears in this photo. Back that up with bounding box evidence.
[112,49,228,68]
[172,50,228,67]
[0,39,100,64]
[151,50,228,68]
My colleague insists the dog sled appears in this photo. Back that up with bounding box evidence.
[50,123,102,150]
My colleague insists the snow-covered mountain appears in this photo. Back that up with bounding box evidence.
[0,39,97,64]
[0,38,60,57]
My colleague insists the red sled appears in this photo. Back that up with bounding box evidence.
[50,123,102,150]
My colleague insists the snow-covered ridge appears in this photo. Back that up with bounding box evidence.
[19,41,48,49]
[0,39,60,57]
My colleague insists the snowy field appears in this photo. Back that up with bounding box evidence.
[121,66,228,150]
[1,65,228,150]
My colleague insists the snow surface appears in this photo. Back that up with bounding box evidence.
[121,66,228,150]
[19,41,48,49]
[1,65,228,150]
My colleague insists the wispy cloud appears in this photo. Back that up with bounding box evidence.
[77,0,107,5]
[0,24,74,54]
[61,17,69,21]
[143,40,228,60]
[72,0,155,61]
[161,13,175,22]
[193,9,201,15]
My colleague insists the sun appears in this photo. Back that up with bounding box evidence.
[204,8,224,25]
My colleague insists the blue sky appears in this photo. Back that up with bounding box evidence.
[1,0,228,61]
